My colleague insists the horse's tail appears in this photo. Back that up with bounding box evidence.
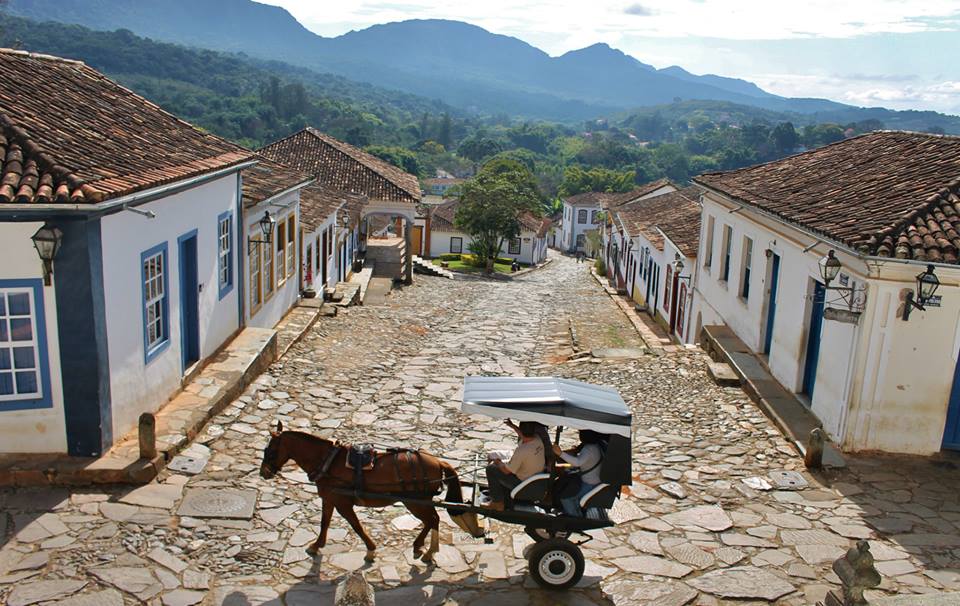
[440,460,484,538]
[440,460,465,512]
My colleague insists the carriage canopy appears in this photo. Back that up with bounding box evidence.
[461,376,632,438]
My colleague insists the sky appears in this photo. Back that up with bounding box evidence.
[259,0,960,114]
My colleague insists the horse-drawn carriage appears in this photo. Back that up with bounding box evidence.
[260,376,632,590]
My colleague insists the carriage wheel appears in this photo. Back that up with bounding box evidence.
[527,538,585,590]
[524,526,568,543]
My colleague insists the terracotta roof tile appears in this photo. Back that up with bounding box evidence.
[0,49,253,205]
[241,157,313,210]
[614,186,702,257]
[563,179,674,210]
[694,131,960,262]
[430,199,546,236]
[299,184,348,233]
[259,128,421,204]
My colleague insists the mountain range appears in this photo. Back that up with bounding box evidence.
[3,0,957,129]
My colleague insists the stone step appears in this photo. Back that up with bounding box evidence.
[412,255,454,279]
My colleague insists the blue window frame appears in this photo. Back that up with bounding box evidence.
[0,279,53,411]
[217,210,234,300]
[141,242,170,364]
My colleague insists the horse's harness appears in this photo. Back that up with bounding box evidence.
[307,442,434,494]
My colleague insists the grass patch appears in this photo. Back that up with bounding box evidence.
[434,257,515,274]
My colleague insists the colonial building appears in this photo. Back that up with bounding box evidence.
[599,179,678,289]
[259,128,422,284]
[692,131,960,455]
[300,184,366,295]
[0,50,255,456]
[610,187,702,344]
[427,200,550,266]
[240,159,313,329]
[560,192,604,254]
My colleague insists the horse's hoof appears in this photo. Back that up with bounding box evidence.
[306,545,318,557]
[413,547,424,559]
[420,552,435,564]
[364,551,376,563]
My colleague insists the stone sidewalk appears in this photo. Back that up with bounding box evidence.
[2,251,960,606]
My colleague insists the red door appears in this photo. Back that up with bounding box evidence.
[669,272,679,333]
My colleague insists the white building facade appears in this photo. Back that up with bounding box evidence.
[692,131,960,455]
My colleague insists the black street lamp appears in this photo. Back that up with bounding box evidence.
[903,264,940,321]
[819,250,842,287]
[31,224,63,286]
[673,257,691,284]
[248,211,276,253]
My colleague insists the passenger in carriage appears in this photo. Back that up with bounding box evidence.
[484,421,546,511]
[553,430,605,516]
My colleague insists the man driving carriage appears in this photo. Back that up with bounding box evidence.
[484,420,547,511]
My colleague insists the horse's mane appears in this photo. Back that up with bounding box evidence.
[284,430,333,444]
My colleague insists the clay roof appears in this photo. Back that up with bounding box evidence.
[430,200,546,236]
[0,49,253,205]
[259,128,421,204]
[562,179,673,210]
[241,158,313,210]
[298,184,368,233]
[694,131,960,263]
[615,186,702,257]
[424,177,465,186]
[430,199,458,232]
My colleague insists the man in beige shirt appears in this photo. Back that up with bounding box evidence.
[485,421,546,511]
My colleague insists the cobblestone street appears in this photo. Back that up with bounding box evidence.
[3,252,960,606]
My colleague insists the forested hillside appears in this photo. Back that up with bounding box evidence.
[0,13,949,200]
[0,14,459,149]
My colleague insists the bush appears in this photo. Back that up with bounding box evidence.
[439,253,461,262]
[495,257,514,265]
[461,254,485,268]
[594,257,606,275]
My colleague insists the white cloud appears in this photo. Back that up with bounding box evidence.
[262,0,960,46]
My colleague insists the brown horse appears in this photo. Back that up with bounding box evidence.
[259,422,484,563]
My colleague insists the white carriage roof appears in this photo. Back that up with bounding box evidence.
[461,376,632,438]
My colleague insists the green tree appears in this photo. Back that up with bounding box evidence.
[365,145,421,176]
[457,136,503,163]
[455,160,543,273]
[770,122,799,154]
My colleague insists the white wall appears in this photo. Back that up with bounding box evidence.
[100,174,242,441]
[844,266,960,454]
[429,229,542,265]
[303,213,337,292]
[245,191,301,329]
[0,222,67,453]
[562,202,602,252]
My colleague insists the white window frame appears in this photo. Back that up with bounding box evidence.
[141,244,169,363]
[704,215,715,270]
[0,288,42,401]
[217,212,233,298]
[508,238,521,255]
[286,215,296,278]
[450,236,463,254]
[249,231,262,312]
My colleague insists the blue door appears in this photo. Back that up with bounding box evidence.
[802,281,826,398]
[763,254,781,355]
[943,355,960,450]
[178,231,200,372]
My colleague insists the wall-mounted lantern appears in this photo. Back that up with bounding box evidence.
[819,250,842,287]
[247,211,276,254]
[673,257,692,284]
[903,264,940,321]
[31,224,63,286]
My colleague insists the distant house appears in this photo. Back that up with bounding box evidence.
[692,131,960,455]
[610,187,702,343]
[423,177,465,198]
[300,184,365,294]
[428,200,549,266]
[240,159,313,329]
[0,50,255,456]
[560,192,605,254]
[598,179,677,287]
[259,128,422,284]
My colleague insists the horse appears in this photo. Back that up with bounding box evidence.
[259,422,484,563]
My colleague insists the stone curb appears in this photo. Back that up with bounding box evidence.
[590,268,663,354]
[0,329,279,487]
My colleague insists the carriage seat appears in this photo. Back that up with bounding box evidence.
[579,483,618,511]
[510,472,552,503]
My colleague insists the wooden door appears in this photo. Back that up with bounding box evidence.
[411,225,423,257]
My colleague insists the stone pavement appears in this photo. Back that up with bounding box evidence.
[3,251,960,605]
